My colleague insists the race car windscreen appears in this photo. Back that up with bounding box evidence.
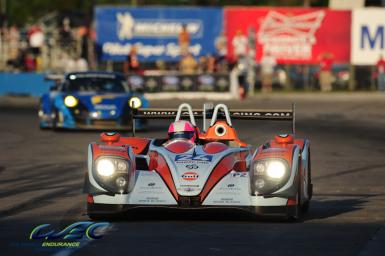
[169,131,195,140]
[63,75,130,93]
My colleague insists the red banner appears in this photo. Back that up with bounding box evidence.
[224,8,351,64]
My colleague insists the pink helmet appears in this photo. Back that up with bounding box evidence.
[168,120,196,143]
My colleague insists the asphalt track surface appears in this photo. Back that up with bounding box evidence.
[0,93,385,256]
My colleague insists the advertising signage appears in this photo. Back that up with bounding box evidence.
[225,8,351,64]
[95,7,223,61]
[351,8,385,65]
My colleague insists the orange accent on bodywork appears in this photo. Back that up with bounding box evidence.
[200,155,235,201]
[119,137,150,154]
[203,142,229,154]
[148,151,158,170]
[274,134,294,144]
[294,139,306,151]
[254,144,296,167]
[98,133,151,155]
[199,121,248,147]
[92,143,130,160]
[155,154,178,201]
[87,194,94,204]
[233,160,247,172]
[163,140,195,154]
[287,198,297,206]
[100,132,120,144]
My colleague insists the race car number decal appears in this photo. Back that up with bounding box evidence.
[181,172,199,181]
[175,154,213,162]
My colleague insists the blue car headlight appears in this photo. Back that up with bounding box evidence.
[64,95,78,107]
[128,97,142,109]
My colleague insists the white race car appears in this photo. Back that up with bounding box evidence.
[84,103,312,220]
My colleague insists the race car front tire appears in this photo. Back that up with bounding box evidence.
[287,192,302,222]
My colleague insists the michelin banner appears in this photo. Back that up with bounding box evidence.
[351,8,385,65]
[95,7,223,61]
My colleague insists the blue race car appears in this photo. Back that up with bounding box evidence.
[39,71,148,130]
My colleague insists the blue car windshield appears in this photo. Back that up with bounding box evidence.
[63,77,129,93]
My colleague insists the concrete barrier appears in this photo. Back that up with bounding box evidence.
[0,72,52,96]
[0,72,238,99]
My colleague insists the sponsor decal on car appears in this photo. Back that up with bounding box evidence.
[94,104,117,110]
[175,154,213,162]
[231,172,247,178]
[91,95,117,105]
[181,172,199,181]
[98,145,127,151]
[185,164,199,169]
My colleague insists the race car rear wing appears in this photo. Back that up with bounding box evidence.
[134,108,294,120]
[131,103,295,135]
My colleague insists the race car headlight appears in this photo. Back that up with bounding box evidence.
[93,157,131,194]
[96,159,116,177]
[266,161,286,179]
[64,95,78,107]
[252,159,290,195]
[128,97,142,109]
[95,158,129,177]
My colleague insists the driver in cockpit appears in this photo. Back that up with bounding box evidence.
[167,120,197,143]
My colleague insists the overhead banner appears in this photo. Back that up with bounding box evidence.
[95,7,223,61]
[224,8,351,64]
[351,8,385,65]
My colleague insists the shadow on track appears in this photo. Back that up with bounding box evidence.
[87,197,368,224]
[304,196,370,221]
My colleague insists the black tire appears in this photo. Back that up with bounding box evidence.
[52,108,59,131]
[38,103,49,130]
[287,159,303,222]
[301,200,310,213]
[288,191,302,222]
[301,149,312,213]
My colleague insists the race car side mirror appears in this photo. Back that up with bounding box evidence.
[100,132,120,144]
